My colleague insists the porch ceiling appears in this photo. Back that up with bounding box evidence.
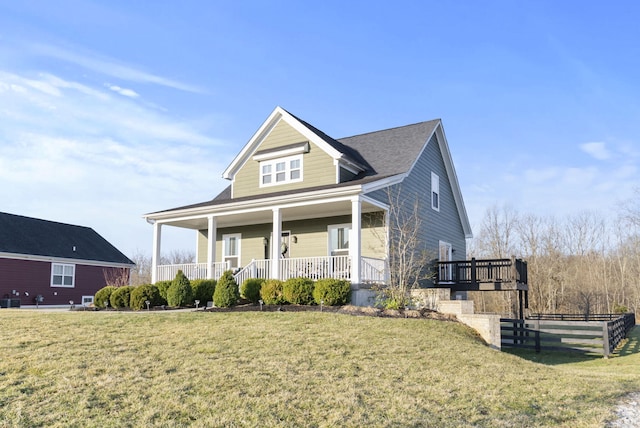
[159,199,383,230]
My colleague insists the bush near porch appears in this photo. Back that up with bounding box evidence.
[95,274,352,309]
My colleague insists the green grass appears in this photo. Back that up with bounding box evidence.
[0,310,638,427]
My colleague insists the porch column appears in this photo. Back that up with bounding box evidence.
[151,221,162,284]
[350,196,361,284]
[206,216,217,279]
[271,208,282,279]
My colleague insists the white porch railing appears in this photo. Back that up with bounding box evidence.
[234,259,272,286]
[156,261,230,282]
[361,256,387,284]
[280,256,351,281]
[232,256,387,284]
[156,256,388,284]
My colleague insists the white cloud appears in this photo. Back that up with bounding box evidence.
[0,70,231,255]
[106,84,139,98]
[580,142,611,160]
[28,42,203,93]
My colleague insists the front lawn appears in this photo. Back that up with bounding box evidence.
[0,310,637,427]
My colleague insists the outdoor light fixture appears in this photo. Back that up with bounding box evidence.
[259,299,263,311]
[69,300,74,310]
[145,300,151,310]
[262,237,269,246]
[292,236,298,243]
[195,300,200,309]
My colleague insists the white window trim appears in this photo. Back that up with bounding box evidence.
[259,154,303,187]
[51,263,75,288]
[82,295,94,306]
[328,223,351,256]
[431,172,440,212]
[222,233,241,268]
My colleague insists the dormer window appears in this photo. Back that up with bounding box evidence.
[260,154,303,187]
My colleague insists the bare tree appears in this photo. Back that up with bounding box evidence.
[103,267,131,287]
[474,204,519,258]
[160,249,196,265]
[129,249,152,286]
[372,186,434,309]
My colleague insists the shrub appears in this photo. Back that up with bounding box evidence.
[167,270,193,307]
[313,279,351,306]
[613,303,629,314]
[130,284,162,310]
[155,280,172,304]
[260,279,286,305]
[95,285,116,309]
[110,286,135,309]
[213,270,240,308]
[191,279,217,305]
[283,277,315,305]
[241,278,263,304]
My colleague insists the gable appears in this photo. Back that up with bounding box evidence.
[150,108,470,240]
[232,120,337,198]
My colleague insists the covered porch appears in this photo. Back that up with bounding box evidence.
[146,189,389,285]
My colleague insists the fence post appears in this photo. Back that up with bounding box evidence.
[602,321,611,358]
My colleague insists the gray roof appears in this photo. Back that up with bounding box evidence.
[0,212,134,265]
[337,119,440,179]
[151,115,440,213]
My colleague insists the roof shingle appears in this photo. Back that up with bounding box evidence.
[0,212,134,265]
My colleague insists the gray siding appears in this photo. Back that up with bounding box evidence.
[364,133,467,261]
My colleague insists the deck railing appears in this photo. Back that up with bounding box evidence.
[436,257,527,286]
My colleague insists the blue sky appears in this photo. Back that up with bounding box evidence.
[1,1,639,257]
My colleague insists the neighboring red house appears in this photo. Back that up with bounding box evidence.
[0,212,134,307]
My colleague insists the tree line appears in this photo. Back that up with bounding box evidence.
[469,193,640,317]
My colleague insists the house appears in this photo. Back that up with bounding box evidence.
[0,212,135,307]
[144,107,476,303]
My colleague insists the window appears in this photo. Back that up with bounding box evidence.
[439,241,453,281]
[328,224,350,256]
[260,155,303,187]
[82,295,94,306]
[431,172,440,211]
[223,233,241,268]
[51,263,75,288]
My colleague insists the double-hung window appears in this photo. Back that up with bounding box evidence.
[328,224,350,256]
[260,155,303,187]
[51,263,75,288]
[431,172,440,211]
[223,233,241,268]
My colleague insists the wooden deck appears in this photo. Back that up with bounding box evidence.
[435,257,528,292]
